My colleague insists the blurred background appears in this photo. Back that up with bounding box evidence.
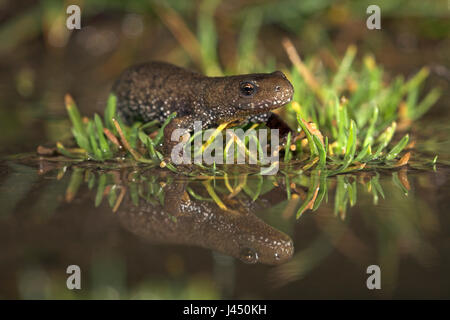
[0,0,448,155]
[0,0,449,300]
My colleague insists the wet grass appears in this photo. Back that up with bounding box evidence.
[47,43,440,178]
[60,165,412,220]
[34,1,441,177]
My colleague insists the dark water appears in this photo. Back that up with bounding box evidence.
[1,151,449,299]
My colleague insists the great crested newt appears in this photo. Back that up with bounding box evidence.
[112,61,295,156]
[117,179,294,265]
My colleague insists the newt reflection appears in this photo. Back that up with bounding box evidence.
[116,178,294,265]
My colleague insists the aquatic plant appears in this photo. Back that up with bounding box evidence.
[39,1,441,178]
[62,165,411,220]
[51,43,439,178]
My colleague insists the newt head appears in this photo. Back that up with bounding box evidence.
[234,71,294,114]
[204,71,294,120]
[224,212,294,265]
[236,229,294,265]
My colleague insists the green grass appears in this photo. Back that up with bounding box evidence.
[35,0,441,177]
[62,165,411,220]
[52,45,440,178]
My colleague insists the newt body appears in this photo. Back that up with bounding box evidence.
[112,62,294,155]
[118,180,294,265]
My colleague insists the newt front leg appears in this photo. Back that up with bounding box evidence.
[163,115,195,162]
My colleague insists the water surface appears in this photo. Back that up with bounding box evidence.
[1,151,449,299]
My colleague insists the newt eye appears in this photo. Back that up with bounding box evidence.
[239,247,259,264]
[240,82,255,97]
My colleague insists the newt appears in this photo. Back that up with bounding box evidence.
[117,179,294,265]
[112,61,295,157]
